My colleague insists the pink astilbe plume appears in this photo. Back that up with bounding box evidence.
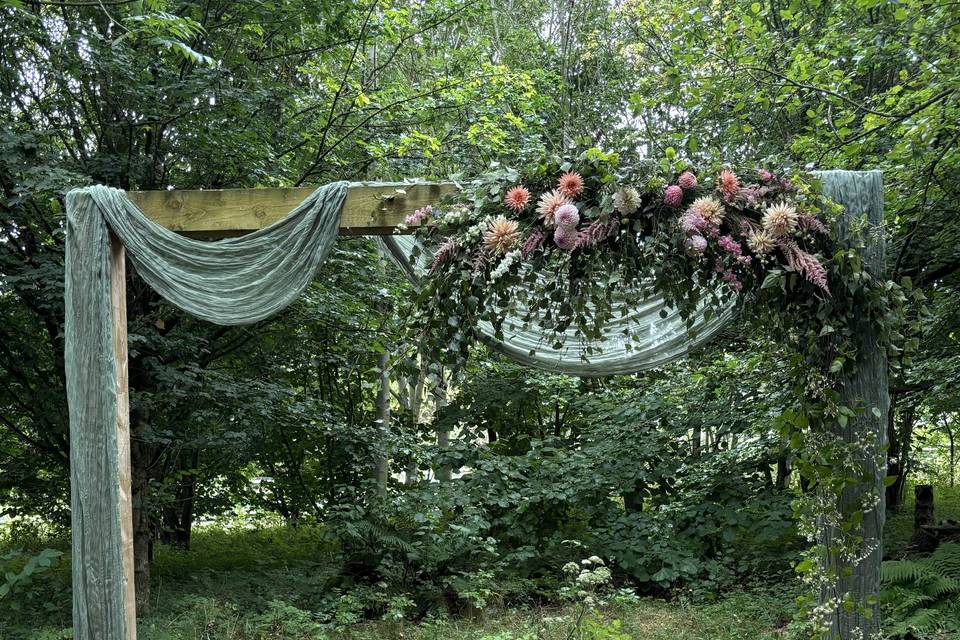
[471,248,489,276]
[797,215,828,234]
[575,220,614,249]
[781,240,830,293]
[428,236,457,276]
[521,229,546,257]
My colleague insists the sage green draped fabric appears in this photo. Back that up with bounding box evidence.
[64,182,347,640]
[378,235,737,376]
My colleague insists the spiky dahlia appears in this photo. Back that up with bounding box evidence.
[536,189,571,226]
[746,229,776,255]
[557,171,584,198]
[483,215,520,253]
[689,196,725,227]
[718,169,740,201]
[554,203,580,229]
[664,185,684,208]
[554,225,580,251]
[613,186,641,215]
[504,186,530,212]
[678,171,698,190]
[762,202,799,237]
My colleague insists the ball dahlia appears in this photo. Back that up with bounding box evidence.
[664,185,684,208]
[678,171,698,190]
[685,234,708,256]
[557,171,584,198]
[554,203,580,229]
[613,186,641,215]
[504,186,531,212]
[718,169,740,201]
[553,225,580,252]
[483,215,520,253]
[762,202,799,237]
[536,189,572,226]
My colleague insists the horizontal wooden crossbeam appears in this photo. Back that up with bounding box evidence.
[128,181,458,237]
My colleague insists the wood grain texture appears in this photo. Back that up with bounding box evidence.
[110,233,137,640]
[128,182,457,237]
[816,170,888,639]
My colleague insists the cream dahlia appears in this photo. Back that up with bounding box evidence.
[536,189,572,226]
[746,229,776,255]
[689,196,725,227]
[762,202,799,237]
[483,215,520,253]
[613,186,641,215]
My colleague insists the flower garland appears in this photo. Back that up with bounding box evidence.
[407,147,834,367]
[403,147,917,638]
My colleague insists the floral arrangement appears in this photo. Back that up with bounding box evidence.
[406,147,836,367]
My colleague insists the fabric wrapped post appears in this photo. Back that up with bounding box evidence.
[64,182,347,640]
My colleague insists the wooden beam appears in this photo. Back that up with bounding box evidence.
[128,182,458,237]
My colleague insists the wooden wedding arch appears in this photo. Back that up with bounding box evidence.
[69,174,887,640]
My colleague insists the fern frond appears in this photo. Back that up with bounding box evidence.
[883,560,932,585]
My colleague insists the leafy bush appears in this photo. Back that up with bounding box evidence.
[0,547,64,611]
[882,543,960,638]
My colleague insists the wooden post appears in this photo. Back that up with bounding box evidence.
[110,233,137,639]
[818,170,888,638]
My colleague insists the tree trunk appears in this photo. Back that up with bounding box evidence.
[433,379,451,482]
[374,351,391,495]
[130,430,152,614]
[818,171,888,639]
[887,405,915,511]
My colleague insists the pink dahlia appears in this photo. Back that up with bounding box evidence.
[678,171,698,190]
[554,225,580,251]
[554,203,580,229]
[557,171,584,198]
[504,186,531,212]
[757,169,774,182]
[718,169,740,201]
[664,185,684,208]
[536,189,572,226]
